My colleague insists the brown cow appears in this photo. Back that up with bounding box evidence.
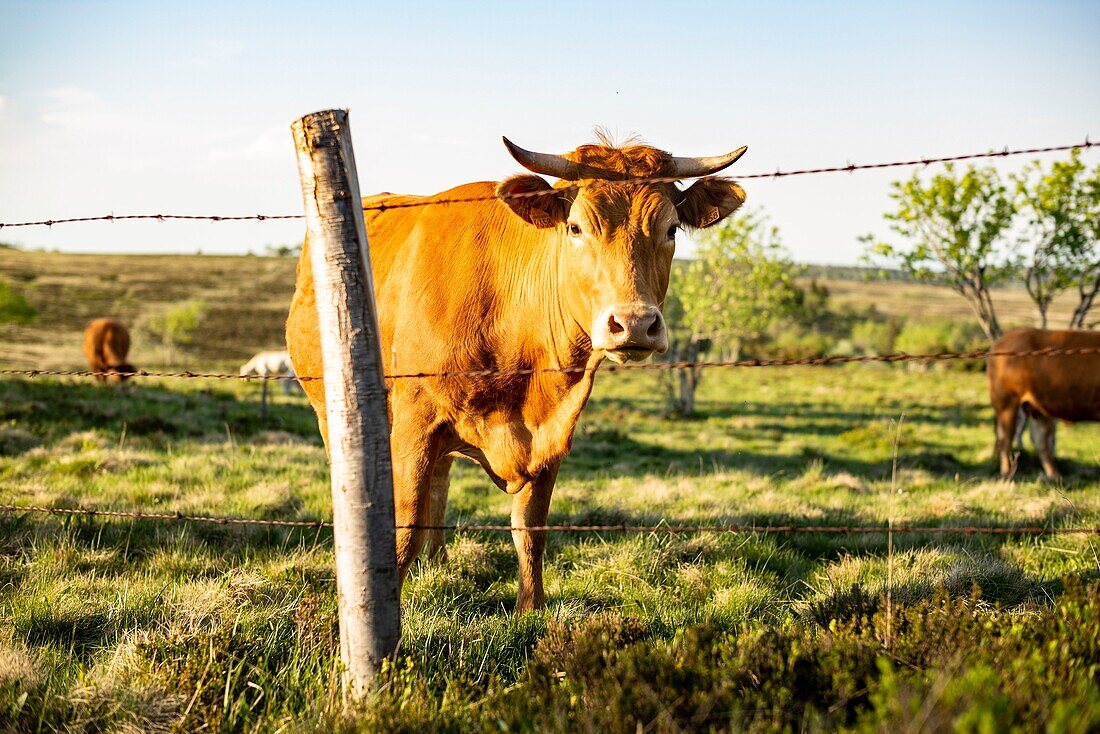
[988,327,1100,479]
[82,318,136,383]
[286,135,748,611]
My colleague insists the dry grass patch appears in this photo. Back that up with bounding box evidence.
[0,642,42,688]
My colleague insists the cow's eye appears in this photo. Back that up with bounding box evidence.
[568,223,582,237]
[667,225,678,239]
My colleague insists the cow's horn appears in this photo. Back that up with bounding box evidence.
[667,146,749,178]
[502,137,584,181]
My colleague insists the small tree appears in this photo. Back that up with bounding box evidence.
[1012,149,1100,329]
[145,300,207,362]
[863,164,1017,341]
[663,210,801,416]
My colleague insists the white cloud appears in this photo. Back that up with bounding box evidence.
[0,95,6,111]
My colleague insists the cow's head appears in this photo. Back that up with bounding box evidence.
[497,136,747,363]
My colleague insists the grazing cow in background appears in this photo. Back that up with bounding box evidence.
[240,349,300,395]
[287,133,748,611]
[82,318,136,383]
[988,328,1100,479]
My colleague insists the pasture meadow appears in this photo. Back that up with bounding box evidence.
[1,362,1098,732]
[0,247,1084,370]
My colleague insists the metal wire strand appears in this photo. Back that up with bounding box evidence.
[1,503,1096,536]
[1,140,1093,228]
[2,346,1098,383]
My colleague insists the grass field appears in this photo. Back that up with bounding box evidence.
[1,362,1098,732]
[2,249,1099,731]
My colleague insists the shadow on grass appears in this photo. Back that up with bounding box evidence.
[692,399,987,428]
[0,376,320,445]
[542,502,1089,555]
[566,424,1004,483]
[587,394,990,428]
[0,512,332,568]
[4,500,1092,620]
[16,602,162,660]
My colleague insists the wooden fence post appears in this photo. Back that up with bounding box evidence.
[291,109,400,703]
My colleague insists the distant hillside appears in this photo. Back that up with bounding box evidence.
[675,260,919,283]
[0,249,1079,372]
[800,263,910,281]
[0,248,298,369]
[670,260,912,281]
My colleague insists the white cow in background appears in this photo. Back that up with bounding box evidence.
[240,350,301,395]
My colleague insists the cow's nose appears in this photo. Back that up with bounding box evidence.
[592,304,668,359]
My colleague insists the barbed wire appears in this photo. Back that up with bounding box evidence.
[1,503,1096,537]
[0,368,318,381]
[1,346,1098,384]
[0,213,305,229]
[1,140,1092,229]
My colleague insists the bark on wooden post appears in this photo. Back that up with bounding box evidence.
[291,109,400,702]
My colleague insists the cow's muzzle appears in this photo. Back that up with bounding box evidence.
[591,304,668,363]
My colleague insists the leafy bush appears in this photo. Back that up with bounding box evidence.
[767,328,834,360]
[351,581,1100,733]
[0,279,35,325]
[850,319,900,356]
[895,318,986,369]
[142,300,207,361]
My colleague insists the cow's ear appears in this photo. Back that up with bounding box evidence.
[496,175,569,228]
[676,177,746,229]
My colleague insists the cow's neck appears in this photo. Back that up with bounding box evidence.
[444,216,604,486]
[490,227,602,442]
[491,227,593,373]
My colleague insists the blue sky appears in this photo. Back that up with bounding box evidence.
[1,0,1097,263]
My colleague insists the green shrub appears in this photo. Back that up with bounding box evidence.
[895,318,986,369]
[0,279,35,325]
[850,319,900,356]
[767,328,835,359]
[142,300,207,361]
[353,582,1100,733]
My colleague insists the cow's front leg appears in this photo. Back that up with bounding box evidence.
[511,463,559,613]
